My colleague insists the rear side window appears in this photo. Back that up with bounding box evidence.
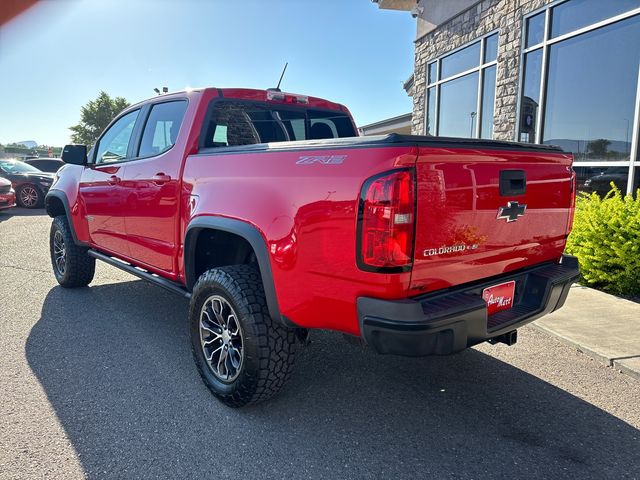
[201,101,355,148]
[138,100,188,157]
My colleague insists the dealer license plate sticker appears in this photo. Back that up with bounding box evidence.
[482,280,515,315]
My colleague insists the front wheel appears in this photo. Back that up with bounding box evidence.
[49,216,96,287]
[190,265,298,407]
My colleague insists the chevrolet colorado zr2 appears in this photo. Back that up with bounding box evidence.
[46,87,580,407]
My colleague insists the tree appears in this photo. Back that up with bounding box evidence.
[69,91,130,146]
[586,139,611,159]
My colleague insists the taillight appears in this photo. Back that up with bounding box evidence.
[357,169,415,272]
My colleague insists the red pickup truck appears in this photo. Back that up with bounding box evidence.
[47,87,579,407]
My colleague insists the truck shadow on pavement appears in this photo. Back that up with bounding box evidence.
[0,208,46,223]
[27,281,640,479]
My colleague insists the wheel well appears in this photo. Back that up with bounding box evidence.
[192,229,258,283]
[46,196,66,218]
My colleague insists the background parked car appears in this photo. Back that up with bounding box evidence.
[583,167,628,196]
[0,177,16,211]
[24,157,65,173]
[0,159,55,208]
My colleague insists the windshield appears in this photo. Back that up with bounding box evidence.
[0,160,43,174]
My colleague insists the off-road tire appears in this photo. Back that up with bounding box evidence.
[190,265,298,407]
[50,215,95,287]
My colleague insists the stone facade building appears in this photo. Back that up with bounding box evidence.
[374,0,640,195]
[411,0,548,141]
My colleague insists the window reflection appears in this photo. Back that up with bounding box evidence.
[439,72,479,137]
[576,166,640,197]
[542,15,640,161]
[441,42,481,79]
[576,166,629,196]
[426,87,436,135]
[526,12,545,47]
[551,0,640,38]
[484,33,499,62]
[519,49,542,142]
[426,34,498,138]
[480,65,496,139]
[428,62,437,84]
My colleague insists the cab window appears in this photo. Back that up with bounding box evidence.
[95,110,139,164]
[138,101,188,157]
[201,101,356,148]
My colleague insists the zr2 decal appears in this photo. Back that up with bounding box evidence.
[296,155,346,165]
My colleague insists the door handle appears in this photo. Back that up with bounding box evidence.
[152,173,171,185]
[108,175,120,185]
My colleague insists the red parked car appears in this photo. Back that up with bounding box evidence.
[46,87,579,407]
[0,177,16,211]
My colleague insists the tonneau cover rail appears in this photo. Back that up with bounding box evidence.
[196,133,565,156]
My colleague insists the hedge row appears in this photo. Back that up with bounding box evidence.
[565,186,640,296]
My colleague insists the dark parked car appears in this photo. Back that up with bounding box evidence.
[24,157,65,173]
[0,177,16,211]
[583,167,628,196]
[0,159,55,208]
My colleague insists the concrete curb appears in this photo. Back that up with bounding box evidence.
[532,285,640,381]
[530,323,619,367]
[612,358,640,382]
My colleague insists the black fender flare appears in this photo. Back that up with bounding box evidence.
[184,216,292,328]
[45,190,87,246]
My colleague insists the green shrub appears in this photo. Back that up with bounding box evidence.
[566,185,640,296]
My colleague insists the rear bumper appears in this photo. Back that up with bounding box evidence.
[357,255,580,356]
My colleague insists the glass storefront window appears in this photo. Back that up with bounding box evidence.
[425,33,498,139]
[439,72,479,138]
[484,33,499,62]
[542,15,640,161]
[574,166,633,196]
[440,42,481,79]
[480,65,496,139]
[518,49,543,142]
[551,0,640,38]
[428,62,437,84]
[526,12,546,47]
[521,1,640,195]
[426,87,436,135]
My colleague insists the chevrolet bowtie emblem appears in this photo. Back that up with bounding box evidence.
[497,201,527,222]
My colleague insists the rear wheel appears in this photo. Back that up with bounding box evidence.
[17,184,42,208]
[190,265,298,407]
[49,216,95,287]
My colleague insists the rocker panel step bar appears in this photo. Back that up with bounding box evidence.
[88,249,191,299]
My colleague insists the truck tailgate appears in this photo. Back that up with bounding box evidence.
[411,145,574,293]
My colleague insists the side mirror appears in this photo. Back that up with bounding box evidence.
[61,144,88,165]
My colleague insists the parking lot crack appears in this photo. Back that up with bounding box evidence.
[0,264,49,274]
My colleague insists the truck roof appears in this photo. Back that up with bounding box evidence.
[128,87,350,113]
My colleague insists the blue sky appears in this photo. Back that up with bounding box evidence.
[0,0,415,146]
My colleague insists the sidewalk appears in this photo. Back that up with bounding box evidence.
[533,285,640,381]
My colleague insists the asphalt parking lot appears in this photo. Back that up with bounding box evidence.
[1,208,639,480]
